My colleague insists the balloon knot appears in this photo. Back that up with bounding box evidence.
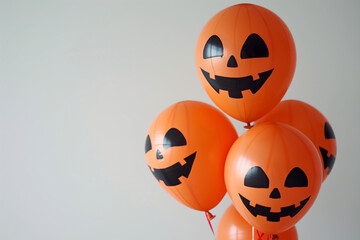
[205,211,216,220]
[244,122,253,129]
[205,211,216,236]
[271,234,279,240]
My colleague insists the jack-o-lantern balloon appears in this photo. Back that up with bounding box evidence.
[217,205,298,240]
[225,123,322,234]
[195,4,296,123]
[256,100,337,182]
[145,101,237,211]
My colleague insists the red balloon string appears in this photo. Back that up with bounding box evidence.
[255,229,278,240]
[256,229,265,239]
[205,211,216,236]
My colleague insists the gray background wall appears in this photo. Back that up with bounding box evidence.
[1,0,359,239]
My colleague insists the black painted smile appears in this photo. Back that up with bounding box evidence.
[239,194,310,222]
[148,152,196,187]
[201,68,274,98]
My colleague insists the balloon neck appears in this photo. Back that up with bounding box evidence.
[204,211,216,235]
[205,211,216,220]
[271,234,279,240]
[244,122,253,129]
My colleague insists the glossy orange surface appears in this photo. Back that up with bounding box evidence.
[225,123,322,233]
[145,101,237,211]
[195,4,296,123]
[256,99,337,182]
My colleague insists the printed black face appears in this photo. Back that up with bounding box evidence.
[201,34,273,98]
[239,166,309,222]
[145,128,197,186]
[319,122,336,175]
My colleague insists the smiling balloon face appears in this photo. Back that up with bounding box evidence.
[217,205,298,240]
[195,4,296,123]
[225,123,322,234]
[145,101,237,211]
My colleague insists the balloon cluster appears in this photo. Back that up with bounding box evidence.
[145,3,337,239]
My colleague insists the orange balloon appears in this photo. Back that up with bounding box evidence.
[145,101,237,211]
[225,123,322,234]
[195,4,296,123]
[217,205,298,240]
[256,100,337,182]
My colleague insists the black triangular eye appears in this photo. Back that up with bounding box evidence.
[145,135,152,153]
[163,128,187,149]
[241,33,269,59]
[285,167,308,188]
[203,35,223,59]
[244,166,269,188]
[325,122,336,139]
